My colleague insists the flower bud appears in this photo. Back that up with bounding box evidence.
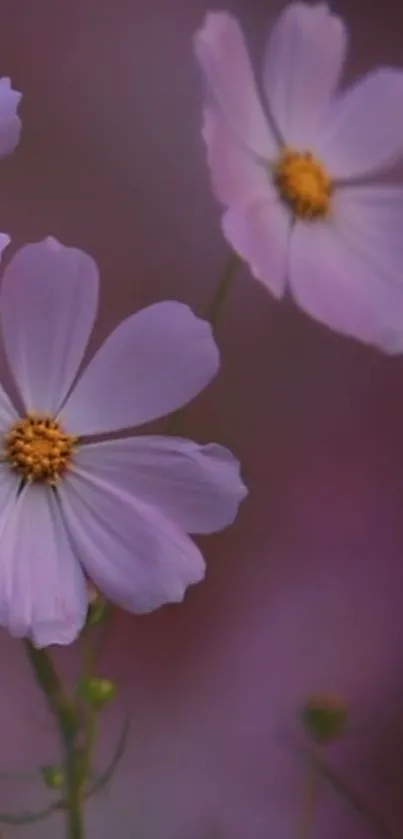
[300,694,348,744]
[78,677,117,709]
[42,764,64,789]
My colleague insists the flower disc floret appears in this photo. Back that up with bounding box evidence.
[273,149,332,219]
[4,414,78,484]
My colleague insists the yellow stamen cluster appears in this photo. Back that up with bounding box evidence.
[273,148,333,219]
[3,414,78,484]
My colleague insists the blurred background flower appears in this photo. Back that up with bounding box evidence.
[0,0,402,837]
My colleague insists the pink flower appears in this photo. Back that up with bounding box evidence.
[0,238,247,648]
[0,78,21,159]
[195,3,403,352]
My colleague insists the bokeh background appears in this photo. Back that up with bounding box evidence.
[0,0,402,836]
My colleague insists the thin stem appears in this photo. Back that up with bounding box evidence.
[81,712,98,782]
[166,251,240,437]
[63,764,82,839]
[307,746,402,839]
[23,641,84,839]
[298,758,320,839]
[85,714,131,801]
[77,632,99,788]
[23,640,76,726]
[290,737,402,839]
[205,251,240,328]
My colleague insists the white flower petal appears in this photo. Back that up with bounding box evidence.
[0,484,87,647]
[0,79,22,157]
[75,436,247,534]
[289,195,403,352]
[316,69,403,178]
[59,470,205,614]
[222,190,291,298]
[0,238,99,414]
[194,12,277,159]
[263,3,347,147]
[61,302,219,436]
[202,106,270,207]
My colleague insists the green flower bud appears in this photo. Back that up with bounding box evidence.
[41,764,64,789]
[301,694,348,744]
[78,677,117,709]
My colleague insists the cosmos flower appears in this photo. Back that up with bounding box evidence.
[0,237,247,648]
[0,78,21,160]
[195,3,403,352]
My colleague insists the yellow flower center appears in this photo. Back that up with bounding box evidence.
[273,148,333,219]
[3,414,78,484]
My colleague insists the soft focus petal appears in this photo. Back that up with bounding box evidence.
[332,186,403,277]
[0,383,18,432]
[0,235,18,432]
[195,12,277,159]
[0,484,87,647]
[0,79,22,157]
[0,234,10,259]
[75,436,248,534]
[315,69,403,178]
[61,302,219,436]
[0,466,18,520]
[222,190,291,298]
[289,194,403,352]
[202,106,270,207]
[0,238,99,414]
[263,3,347,148]
[59,470,205,613]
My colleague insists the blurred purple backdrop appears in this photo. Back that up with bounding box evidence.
[0,0,403,837]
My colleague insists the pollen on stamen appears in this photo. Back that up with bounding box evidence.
[273,148,333,220]
[3,414,79,484]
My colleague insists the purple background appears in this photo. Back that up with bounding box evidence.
[0,0,403,836]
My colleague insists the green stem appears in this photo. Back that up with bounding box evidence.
[23,641,84,839]
[166,251,240,437]
[298,758,320,839]
[302,744,401,839]
[205,251,240,328]
[77,632,99,787]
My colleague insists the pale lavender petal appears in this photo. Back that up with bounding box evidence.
[202,106,270,207]
[263,3,347,148]
[0,239,19,430]
[61,302,219,436]
[0,234,10,258]
[194,12,277,159]
[331,186,403,277]
[0,238,99,414]
[0,383,18,433]
[0,234,18,430]
[59,470,205,613]
[289,192,403,352]
[0,484,87,647]
[222,189,291,298]
[0,466,18,519]
[0,79,22,157]
[75,436,247,534]
[316,69,403,178]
